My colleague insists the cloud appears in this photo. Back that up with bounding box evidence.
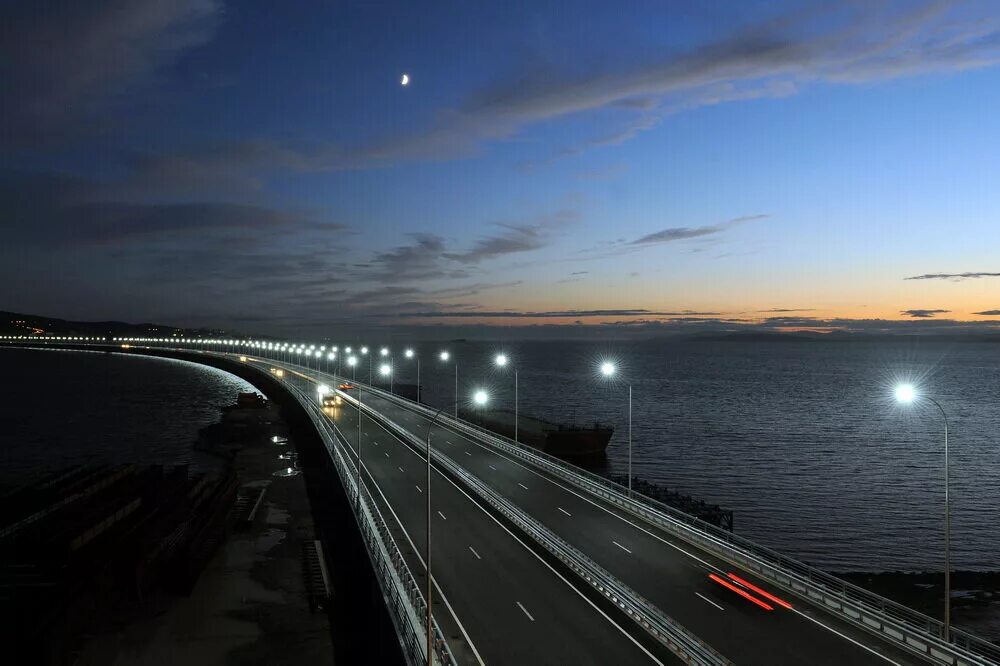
[904,272,1000,281]
[114,1,1000,178]
[399,309,723,319]
[901,309,951,318]
[973,310,1000,316]
[1,0,219,146]
[0,170,340,247]
[365,234,468,283]
[446,208,578,264]
[758,308,817,313]
[630,214,767,246]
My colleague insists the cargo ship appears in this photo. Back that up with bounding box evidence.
[458,407,612,459]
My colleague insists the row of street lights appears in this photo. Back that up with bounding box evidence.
[77,336,959,643]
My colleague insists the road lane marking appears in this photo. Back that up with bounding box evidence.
[696,593,725,611]
[352,446,486,666]
[398,466,404,473]
[518,482,529,490]
[446,440,453,444]
[463,450,472,456]
[438,511,447,520]
[488,464,497,471]
[793,609,903,665]
[415,485,422,493]
[516,601,535,622]
[612,541,632,554]
[558,507,572,517]
[384,452,389,458]
[469,546,481,560]
[346,401,666,665]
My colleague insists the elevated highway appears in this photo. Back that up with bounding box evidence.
[2,337,998,666]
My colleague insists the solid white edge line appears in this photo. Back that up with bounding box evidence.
[516,601,536,622]
[327,412,486,666]
[695,593,725,611]
[387,393,911,662]
[793,610,903,665]
[353,403,666,666]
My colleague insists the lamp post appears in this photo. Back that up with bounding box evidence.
[379,362,392,394]
[895,383,952,641]
[424,388,488,665]
[381,347,393,393]
[440,350,457,417]
[601,361,632,497]
[361,346,371,384]
[495,353,518,443]
[405,348,420,403]
[347,355,362,506]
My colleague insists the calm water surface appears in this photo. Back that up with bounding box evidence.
[3,340,999,573]
[0,348,257,483]
[407,338,1000,572]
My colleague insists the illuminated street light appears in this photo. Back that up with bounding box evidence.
[894,382,951,640]
[379,363,392,376]
[404,348,420,402]
[440,351,457,416]
[495,353,517,443]
[600,360,632,498]
[380,347,389,357]
[473,389,488,406]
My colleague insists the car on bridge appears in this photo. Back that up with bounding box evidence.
[322,394,343,407]
[337,383,355,391]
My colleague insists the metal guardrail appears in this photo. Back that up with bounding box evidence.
[343,390,731,666]
[255,374,457,666]
[338,373,1000,666]
[9,343,998,665]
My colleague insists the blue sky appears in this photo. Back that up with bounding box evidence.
[2,0,1000,336]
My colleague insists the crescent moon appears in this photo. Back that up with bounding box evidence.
[400,73,410,86]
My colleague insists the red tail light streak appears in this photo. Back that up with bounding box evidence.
[708,573,774,611]
[726,573,793,610]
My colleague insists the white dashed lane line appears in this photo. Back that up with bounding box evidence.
[518,483,529,490]
[469,546,481,560]
[696,593,725,611]
[557,507,572,517]
[516,601,535,622]
[612,541,632,554]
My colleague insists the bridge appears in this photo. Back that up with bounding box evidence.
[3,335,999,666]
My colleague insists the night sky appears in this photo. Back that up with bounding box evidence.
[3,0,1000,336]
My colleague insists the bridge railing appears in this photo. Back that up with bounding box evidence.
[271,378,457,666]
[336,373,1000,666]
[19,343,995,665]
[341,390,732,666]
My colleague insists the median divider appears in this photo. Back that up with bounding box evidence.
[342,389,733,666]
[343,376,999,666]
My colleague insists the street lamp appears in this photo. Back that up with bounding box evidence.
[895,382,952,641]
[424,388,488,665]
[440,350,457,417]
[405,348,421,403]
[601,361,633,498]
[495,353,518,443]
[347,355,358,381]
